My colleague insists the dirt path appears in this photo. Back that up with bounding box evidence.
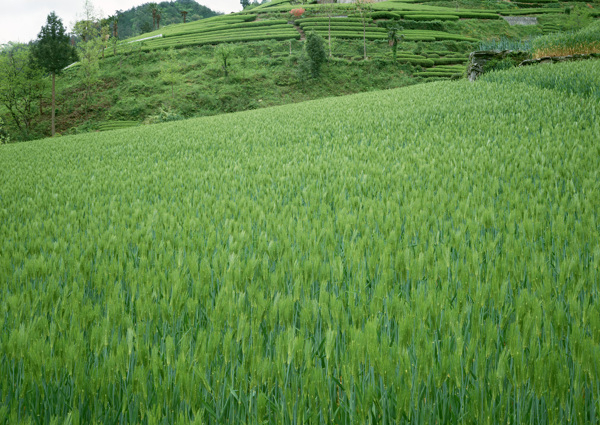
[293,23,306,41]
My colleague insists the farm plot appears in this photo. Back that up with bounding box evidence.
[1,60,599,424]
[118,16,299,52]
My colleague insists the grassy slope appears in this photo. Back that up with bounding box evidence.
[19,2,600,139]
[1,1,597,140]
[1,60,599,424]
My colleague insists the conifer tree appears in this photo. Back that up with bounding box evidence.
[31,12,77,137]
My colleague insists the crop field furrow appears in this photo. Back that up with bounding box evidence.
[1,60,599,424]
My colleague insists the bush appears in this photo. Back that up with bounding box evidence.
[370,11,401,20]
[305,31,327,78]
[403,15,460,22]
[144,107,184,124]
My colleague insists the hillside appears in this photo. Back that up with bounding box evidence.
[1,59,599,424]
[0,0,598,140]
[112,0,220,40]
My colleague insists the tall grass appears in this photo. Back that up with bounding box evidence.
[532,19,600,57]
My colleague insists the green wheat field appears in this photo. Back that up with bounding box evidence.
[1,60,599,424]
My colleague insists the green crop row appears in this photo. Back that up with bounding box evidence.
[121,29,300,51]
[164,20,291,39]
[97,121,139,131]
[401,14,460,21]
[299,22,378,29]
[302,26,386,33]
[414,71,461,77]
[500,8,563,15]
[311,31,387,40]
[296,18,369,24]
[404,30,479,42]
[2,60,599,425]
[433,57,468,64]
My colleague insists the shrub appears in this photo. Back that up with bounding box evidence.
[305,31,327,78]
[290,8,306,19]
[144,106,184,124]
[370,11,401,20]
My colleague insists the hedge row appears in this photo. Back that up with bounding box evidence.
[97,121,139,131]
[454,12,500,19]
[433,57,468,64]
[299,22,378,29]
[414,71,461,77]
[302,26,386,33]
[161,25,296,41]
[370,12,402,20]
[399,58,435,66]
[123,29,300,51]
[499,8,562,15]
[166,20,290,38]
[404,30,478,42]
[141,32,302,50]
[296,18,369,24]
[310,31,387,40]
[402,14,460,21]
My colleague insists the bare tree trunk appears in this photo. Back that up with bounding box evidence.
[328,15,332,58]
[51,73,56,137]
[363,18,367,60]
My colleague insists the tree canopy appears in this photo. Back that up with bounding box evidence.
[30,12,78,75]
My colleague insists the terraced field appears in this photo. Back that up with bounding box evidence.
[1,59,599,424]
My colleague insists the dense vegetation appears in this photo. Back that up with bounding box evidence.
[1,0,598,142]
[1,58,599,424]
[112,0,220,40]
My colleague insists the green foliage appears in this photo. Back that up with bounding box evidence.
[96,120,139,131]
[304,31,327,78]
[114,0,220,40]
[0,60,599,424]
[160,47,183,99]
[480,58,600,100]
[0,116,10,144]
[31,12,78,75]
[144,105,184,123]
[478,37,533,52]
[388,25,404,61]
[0,44,45,140]
[531,19,600,57]
[214,43,237,77]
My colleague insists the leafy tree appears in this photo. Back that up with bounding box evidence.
[214,44,236,77]
[111,1,219,40]
[30,12,78,137]
[305,31,326,78]
[241,0,250,9]
[387,26,404,62]
[74,1,106,115]
[0,44,46,140]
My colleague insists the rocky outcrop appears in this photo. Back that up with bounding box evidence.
[467,50,529,81]
[520,53,600,66]
[502,16,538,26]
